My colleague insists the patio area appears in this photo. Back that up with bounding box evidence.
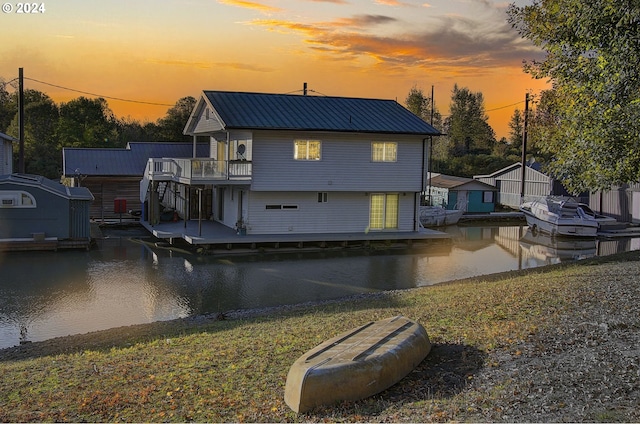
[140,219,451,250]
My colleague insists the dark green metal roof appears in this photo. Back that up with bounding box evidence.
[202,91,440,136]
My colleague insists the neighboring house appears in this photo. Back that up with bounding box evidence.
[141,91,440,239]
[425,172,497,213]
[0,173,93,242]
[63,142,209,220]
[1,131,17,175]
[474,162,577,209]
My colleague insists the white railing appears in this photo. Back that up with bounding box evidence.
[145,158,251,182]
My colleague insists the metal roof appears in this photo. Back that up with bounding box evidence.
[0,173,94,200]
[428,172,497,190]
[0,132,18,142]
[62,142,209,176]
[197,91,440,136]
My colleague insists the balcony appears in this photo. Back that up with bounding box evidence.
[145,158,252,184]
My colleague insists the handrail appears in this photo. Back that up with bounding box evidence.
[145,158,251,182]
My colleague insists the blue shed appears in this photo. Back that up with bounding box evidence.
[0,174,94,242]
[425,173,497,213]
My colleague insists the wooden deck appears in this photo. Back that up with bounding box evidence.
[141,219,451,249]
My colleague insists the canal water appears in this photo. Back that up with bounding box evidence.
[1,224,639,349]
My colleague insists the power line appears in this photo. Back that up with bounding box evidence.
[485,100,526,113]
[23,77,174,107]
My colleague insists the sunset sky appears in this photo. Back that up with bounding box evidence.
[1,0,548,139]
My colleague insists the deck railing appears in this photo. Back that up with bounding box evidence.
[145,158,252,182]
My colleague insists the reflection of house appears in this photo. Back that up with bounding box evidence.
[141,91,440,242]
[63,142,208,220]
[0,174,93,250]
[1,131,17,175]
[425,172,496,213]
[474,162,576,209]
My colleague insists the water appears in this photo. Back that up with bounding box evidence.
[1,224,638,349]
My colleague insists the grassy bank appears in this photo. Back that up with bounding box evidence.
[1,251,639,422]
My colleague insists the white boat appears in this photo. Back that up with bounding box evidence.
[284,316,431,413]
[519,196,598,237]
[419,206,464,227]
[577,203,621,230]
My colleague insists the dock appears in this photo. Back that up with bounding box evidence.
[140,219,452,252]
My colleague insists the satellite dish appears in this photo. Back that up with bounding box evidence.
[237,143,246,159]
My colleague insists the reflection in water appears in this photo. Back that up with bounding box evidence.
[1,225,638,349]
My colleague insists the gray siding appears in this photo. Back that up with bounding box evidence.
[246,191,416,234]
[0,186,70,238]
[590,184,640,223]
[251,131,425,192]
[1,140,12,174]
[476,165,552,209]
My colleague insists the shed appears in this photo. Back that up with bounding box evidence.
[425,173,497,213]
[0,173,93,243]
[589,184,640,224]
[63,142,209,220]
[1,131,18,175]
[474,162,576,209]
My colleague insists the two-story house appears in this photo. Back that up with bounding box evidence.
[140,91,440,244]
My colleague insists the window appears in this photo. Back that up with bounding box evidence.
[369,193,399,230]
[317,192,328,203]
[372,142,397,162]
[0,191,36,208]
[294,140,321,160]
[483,191,494,203]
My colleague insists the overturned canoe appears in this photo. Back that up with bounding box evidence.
[284,315,431,413]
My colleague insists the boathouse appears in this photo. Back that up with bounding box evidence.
[63,142,208,220]
[0,174,93,250]
[1,131,17,175]
[474,162,578,209]
[140,90,444,247]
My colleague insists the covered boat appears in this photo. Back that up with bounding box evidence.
[284,316,431,413]
[419,205,463,227]
[519,196,598,237]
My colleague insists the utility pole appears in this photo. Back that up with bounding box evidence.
[520,92,529,202]
[18,68,25,173]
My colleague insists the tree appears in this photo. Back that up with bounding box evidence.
[56,97,119,149]
[405,85,443,131]
[0,78,12,132]
[443,85,496,157]
[5,90,60,178]
[155,96,196,141]
[508,0,640,193]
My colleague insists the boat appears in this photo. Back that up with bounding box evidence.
[577,203,622,230]
[519,196,598,237]
[284,315,431,413]
[419,205,464,227]
[519,228,597,264]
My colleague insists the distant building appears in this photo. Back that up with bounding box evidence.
[0,132,17,175]
[0,174,93,248]
[63,142,209,220]
[474,162,577,209]
[425,172,497,213]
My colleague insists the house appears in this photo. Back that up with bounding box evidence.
[63,142,209,220]
[0,174,93,250]
[1,131,18,175]
[141,91,441,244]
[424,172,497,213]
[474,162,578,210]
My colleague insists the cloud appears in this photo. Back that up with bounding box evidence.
[217,0,282,13]
[146,59,274,72]
[249,11,544,72]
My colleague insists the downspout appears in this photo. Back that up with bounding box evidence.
[192,135,197,158]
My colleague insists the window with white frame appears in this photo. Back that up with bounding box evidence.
[294,140,321,160]
[372,142,397,162]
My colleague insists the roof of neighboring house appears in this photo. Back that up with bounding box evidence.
[185,91,441,136]
[0,173,94,200]
[428,172,497,190]
[474,161,546,179]
[0,132,18,142]
[62,142,209,177]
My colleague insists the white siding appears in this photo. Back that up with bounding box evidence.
[251,131,425,192]
[245,191,416,234]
